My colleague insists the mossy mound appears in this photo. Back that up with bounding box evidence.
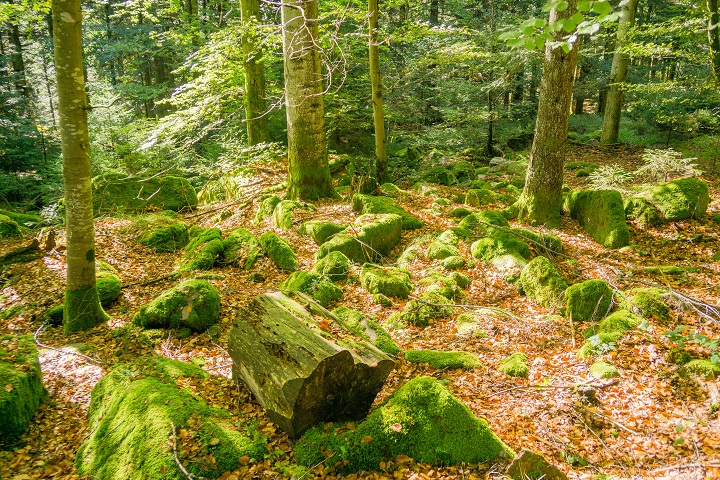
[273,200,313,229]
[132,280,221,332]
[624,197,663,228]
[516,257,567,308]
[465,188,495,207]
[259,232,298,271]
[680,359,720,380]
[317,214,402,264]
[76,357,266,480]
[597,309,641,334]
[448,207,473,218]
[352,194,423,230]
[453,160,476,183]
[0,214,21,238]
[510,228,563,255]
[0,334,47,440]
[458,210,509,234]
[388,290,453,327]
[589,361,619,379]
[279,271,343,307]
[97,271,122,307]
[666,348,692,365]
[179,227,224,272]
[0,209,42,229]
[300,220,346,245]
[332,307,400,355]
[134,214,190,252]
[379,183,406,197]
[623,287,671,324]
[405,349,481,370]
[418,272,468,301]
[577,331,624,359]
[565,279,613,322]
[471,233,531,263]
[422,165,457,186]
[314,250,350,281]
[294,376,513,473]
[499,352,529,378]
[577,310,639,359]
[442,255,466,270]
[360,264,413,299]
[255,194,281,223]
[456,313,483,337]
[222,228,262,270]
[92,173,198,213]
[565,189,630,248]
[373,293,393,307]
[427,231,461,260]
[647,177,709,221]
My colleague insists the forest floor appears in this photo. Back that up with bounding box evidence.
[1,146,720,480]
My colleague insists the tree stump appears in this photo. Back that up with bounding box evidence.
[228,291,395,438]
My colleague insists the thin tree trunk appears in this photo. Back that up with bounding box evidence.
[52,0,108,334]
[241,0,268,145]
[429,0,439,25]
[282,0,333,200]
[517,0,579,228]
[600,0,639,144]
[369,0,386,182]
[8,23,31,98]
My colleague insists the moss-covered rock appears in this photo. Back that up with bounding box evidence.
[442,255,466,270]
[471,234,531,263]
[422,165,457,186]
[510,228,563,255]
[255,194,281,223]
[680,359,720,380]
[93,173,197,213]
[222,228,262,270]
[427,231,461,261]
[134,214,190,252]
[379,183,406,197]
[373,293,393,307]
[405,349,481,370]
[624,197,663,228]
[565,189,630,248]
[313,250,350,280]
[623,287,671,324]
[597,309,641,334]
[352,194,423,230]
[76,357,266,479]
[179,227,224,272]
[516,257,567,308]
[300,220,346,245]
[589,361,619,379]
[453,161,476,183]
[433,198,452,206]
[448,207,473,218]
[293,376,513,473]
[0,209,42,229]
[279,271,343,307]
[0,334,46,440]
[577,331,624,359]
[0,214,21,238]
[499,352,529,378]
[259,232,298,271]
[565,279,613,322]
[388,290,453,327]
[46,304,65,325]
[360,264,413,299]
[458,210,509,234]
[465,189,495,207]
[456,313,484,337]
[317,214,402,264]
[647,177,709,221]
[273,200,313,229]
[332,307,400,355]
[133,280,221,332]
[97,269,122,308]
[666,348,692,365]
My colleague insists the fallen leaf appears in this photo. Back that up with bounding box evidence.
[391,423,402,432]
[4,384,13,392]
[209,437,220,446]
[361,435,373,443]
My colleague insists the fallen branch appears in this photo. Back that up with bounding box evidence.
[0,238,42,265]
[170,423,205,480]
[34,323,105,366]
[484,378,618,398]
[649,463,720,474]
[185,182,285,219]
[573,403,639,436]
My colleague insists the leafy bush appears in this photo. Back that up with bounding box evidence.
[587,164,633,192]
[638,148,702,181]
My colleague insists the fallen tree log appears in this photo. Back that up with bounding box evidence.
[229,291,395,438]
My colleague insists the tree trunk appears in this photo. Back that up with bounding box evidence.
[229,292,395,439]
[574,95,584,114]
[429,0,439,25]
[709,0,720,84]
[600,0,639,144]
[8,23,31,98]
[369,0,387,182]
[516,0,579,228]
[52,0,109,334]
[241,0,268,145]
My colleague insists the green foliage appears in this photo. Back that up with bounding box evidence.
[638,148,701,182]
[499,352,529,378]
[664,326,719,366]
[587,165,633,192]
[405,349,481,370]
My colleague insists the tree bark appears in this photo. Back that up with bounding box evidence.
[369,0,387,182]
[282,0,333,200]
[52,0,109,334]
[8,23,31,98]
[710,0,720,84]
[229,292,395,438]
[516,0,579,228]
[600,0,639,144]
[241,0,268,145]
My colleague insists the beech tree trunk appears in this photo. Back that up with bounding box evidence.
[516,0,579,228]
[282,0,333,200]
[709,0,720,85]
[369,0,387,182]
[241,0,268,145]
[52,0,109,334]
[8,22,31,98]
[600,0,639,144]
[228,292,395,439]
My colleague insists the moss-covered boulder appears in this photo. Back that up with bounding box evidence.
[499,352,529,378]
[352,194,423,230]
[453,161,476,183]
[134,213,190,252]
[97,261,122,307]
[422,165,457,186]
[427,230,461,261]
[92,173,198,213]
[589,361,619,379]
[0,334,46,440]
[597,309,641,334]
[360,263,413,299]
[517,256,567,308]
[388,290,453,327]
[222,228,262,270]
[449,207,473,218]
[300,220,346,245]
[379,183,406,197]
[0,209,42,229]
[294,376,513,473]
[565,189,630,248]
[259,232,298,271]
[577,310,640,359]
[624,197,663,228]
[680,359,720,380]
[405,349,481,370]
[273,200,313,229]
[179,227,224,272]
[442,255,466,270]
[622,287,671,324]
[133,280,221,332]
[577,331,624,359]
[332,307,400,355]
[458,210,509,234]
[279,271,343,307]
[0,214,21,238]
[565,279,613,322]
[313,250,350,281]
[76,357,266,480]
[316,214,402,264]
[255,194,281,223]
[465,188,495,207]
[471,234,531,263]
[647,177,709,221]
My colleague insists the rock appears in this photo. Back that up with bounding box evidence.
[352,194,423,230]
[471,234,531,264]
[260,232,298,271]
[279,271,343,307]
[222,228,262,270]
[458,210,509,234]
[0,209,42,229]
[565,189,630,248]
[273,200,313,229]
[422,165,457,186]
[300,220,346,245]
[448,207,473,218]
[427,230,461,260]
[506,449,567,480]
[442,255,466,270]
[373,293,393,307]
[313,250,350,280]
[405,349,481,370]
[598,309,642,334]
[681,359,720,380]
[179,227,224,272]
[360,264,413,299]
[0,214,21,238]
[132,279,221,332]
[134,213,190,252]
[255,194,281,223]
[589,361,619,379]
[332,306,400,355]
[378,183,405,197]
[622,287,671,324]
[517,256,567,308]
[465,188,495,207]
[387,290,453,327]
[647,177,709,221]
[97,261,122,307]
[316,214,402,264]
[499,352,529,378]
[576,310,639,359]
[565,279,613,322]
[92,173,197,213]
[624,197,663,227]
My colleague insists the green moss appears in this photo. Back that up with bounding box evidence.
[465,189,495,207]
[589,361,619,379]
[598,310,641,334]
[433,198,452,206]
[565,189,630,248]
[379,183,406,197]
[458,210,509,234]
[680,359,720,380]
[470,236,530,264]
[422,165,457,186]
[132,213,190,252]
[499,352,529,378]
[389,290,453,327]
[637,265,696,275]
[448,207,473,218]
[260,232,298,271]
[360,264,413,299]
[427,236,461,260]
[300,221,346,245]
[179,227,224,272]
[448,271,471,289]
[316,214,403,264]
[313,250,350,281]
[510,228,562,254]
[453,160,476,182]
[273,200,313,229]
[332,306,400,355]
[46,304,64,325]
[456,313,482,337]
[97,271,122,307]
[255,194,281,223]
[624,197,663,228]
[373,293,393,307]
[442,255,466,270]
[294,376,513,473]
[132,280,221,332]
[647,177,709,221]
[222,228,262,270]
[352,194,423,230]
[516,257,567,308]
[0,214,21,238]
[76,358,266,480]
[279,271,343,307]
[565,279,613,322]
[0,209,42,229]
[405,349,481,370]
[64,285,110,334]
[623,287,671,324]
[577,332,624,359]
[93,173,198,213]
[666,348,692,365]
[0,334,47,440]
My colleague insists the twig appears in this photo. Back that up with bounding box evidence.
[573,403,639,436]
[298,455,332,479]
[171,423,205,480]
[485,378,618,398]
[571,410,629,473]
[649,463,720,474]
[203,362,233,371]
[34,323,105,366]
[123,273,181,289]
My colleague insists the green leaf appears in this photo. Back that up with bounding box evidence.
[524,37,538,50]
[570,12,585,24]
[561,18,577,33]
[560,41,571,53]
[556,1,569,11]
[498,31,519,41]
[542,0,561,12]
[592,0,612,15]
[534,18,548,28]
[578,0,592,12]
